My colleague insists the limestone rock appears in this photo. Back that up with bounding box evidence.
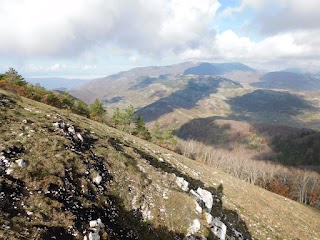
[211,217,227,240]
[68,126,76,135]
[77,133,84,142]
[195,201,202,213]
[196,188,213,213]
[93,174,102,185]
[15,159,26,168]
[176,176,189,192]
[205,212,213,225]
[187,219,201,235]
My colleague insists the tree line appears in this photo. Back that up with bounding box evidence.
[175,139,320,209]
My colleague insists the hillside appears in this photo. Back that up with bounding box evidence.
[251,71,320,91]
[26,77,91,91]
[1,89,320,239]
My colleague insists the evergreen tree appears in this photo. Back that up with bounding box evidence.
[5,68,27,86]
[134,115,151,140]
[90,99,106,121]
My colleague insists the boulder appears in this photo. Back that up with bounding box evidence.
[176,177,189,192]
[196,188,213,213]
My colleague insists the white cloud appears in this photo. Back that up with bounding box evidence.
[220,0,320,34]
[0,0,220,58]
[209,29,320,70]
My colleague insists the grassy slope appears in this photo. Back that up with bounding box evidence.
[1,89,320,239]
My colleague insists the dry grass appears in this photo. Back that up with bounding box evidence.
[1,89,320,239]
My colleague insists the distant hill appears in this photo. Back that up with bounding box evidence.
[70,62,254,104]
[183,62,255,75]
[26,77,91,90]
[251,71,320,91]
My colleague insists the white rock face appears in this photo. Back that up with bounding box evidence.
[196,188,213,213]
[93,174,102,185]
[211,218,227,240]
[15,159,26,168]
[176,177,189,192]
[187,219,201,235]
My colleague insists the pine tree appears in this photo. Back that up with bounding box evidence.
[134,115,151,140]
[90,99,106,121]
[5,68,27,86]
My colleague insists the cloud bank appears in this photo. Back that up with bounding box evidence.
[0,0,220,57]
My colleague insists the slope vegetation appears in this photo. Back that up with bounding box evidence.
[1,90,320,239]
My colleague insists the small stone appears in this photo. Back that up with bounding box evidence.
[77,133,84,142]
[93,174,102,185]
[27,211,33,216]
[15,159,26,168]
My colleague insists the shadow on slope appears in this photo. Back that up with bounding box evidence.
[136,76,241,122]
[226,89,316,126]
[129,75,169,90]
[175,115,320,167]
[251,72,320,91]
[228,89,313,115]
[108,137,253,239]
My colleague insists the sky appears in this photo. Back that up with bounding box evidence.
[0,0,319,78]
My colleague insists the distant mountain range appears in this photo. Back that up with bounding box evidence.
[70,62,255,104]
[183,62,255,75]
[70,61,320,132]
[26,77,91,90]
